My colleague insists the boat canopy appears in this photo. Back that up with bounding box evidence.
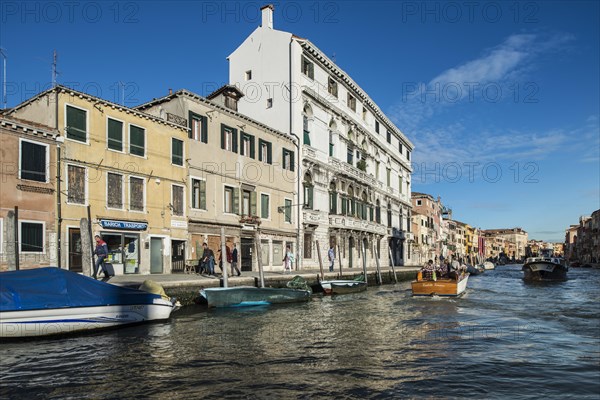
[0,267,161,312]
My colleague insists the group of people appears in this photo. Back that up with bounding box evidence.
[196,242,241,277]
[419,258,467,281]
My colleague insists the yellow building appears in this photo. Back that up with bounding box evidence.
[8,86,188,275]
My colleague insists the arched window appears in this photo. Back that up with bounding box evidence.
[329,181,337,214]
[303,173,313,209]
[303,104,313,146]
[347,186,355,217]
[361,192,368,220]
[387,202,393,228]
[376,199,381,224]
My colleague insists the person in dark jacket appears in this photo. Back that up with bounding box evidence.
[231,243,241,276]
[199,243,215,275]
[93,235,109,279]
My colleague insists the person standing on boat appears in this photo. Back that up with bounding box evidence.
[93,235,108,279]
[328,245,335,272]
[231,243,241,276]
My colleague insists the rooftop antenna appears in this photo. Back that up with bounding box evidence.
[332,52,336,63]
[51,49,58,88]
[0,48,6,108]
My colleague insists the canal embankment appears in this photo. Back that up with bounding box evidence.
[109,266,421,305]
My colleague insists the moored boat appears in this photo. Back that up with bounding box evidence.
[522,249,568,281]
[0,267,179,338]
[483,261,495,270]
[411,273,469,297]
[200,286,311,308]
[466,264,485,275]
[319,275,367,295]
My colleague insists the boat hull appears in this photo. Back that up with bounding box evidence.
[483,261,495,270]
[0,300,175,338]
[200,287,311,308]
[320,280,367,295]
[411,274,469,297]
[522,260,568,281]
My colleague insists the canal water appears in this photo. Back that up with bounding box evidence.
[1,265,599,399]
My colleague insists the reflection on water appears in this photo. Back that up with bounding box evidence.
[1,265,599,399]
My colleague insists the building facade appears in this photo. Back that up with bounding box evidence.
[8,86,189,275]
[227,5,414,269]
[137,89,297,272]
[0,117,61,270]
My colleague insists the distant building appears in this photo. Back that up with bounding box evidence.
[411,192,443,263]
[484,228,528,260]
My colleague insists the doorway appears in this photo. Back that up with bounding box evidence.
[68,228,82,272]
[241,237,253,271]
[150,237,164,273]
[348,236,354,268]
[171,240,185,273]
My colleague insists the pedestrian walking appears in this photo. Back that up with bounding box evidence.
[93,235,109,280]
[283,244,295,274]
[328,245,335,272]
[231,243,241,276]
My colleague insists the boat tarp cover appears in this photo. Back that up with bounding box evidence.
[286,275,312,293]
[0,267,162,312]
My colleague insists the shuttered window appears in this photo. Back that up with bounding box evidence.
[67,165,85,204]
[192,178,206,210]
[284,199,292,223]
[261,194,269,219]
[259,139,272,164]
[172,185,184,216]
[221,124,238,153]
[282,148,294,171]
[130,125,145,157]
[107,118,123,151]
[107,173,123,209]
[240,132,255,158]
[20,140,47,182]
[172,138,184,166]
[66,105,87,142]
[129,177,144,211]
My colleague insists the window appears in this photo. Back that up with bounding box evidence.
[130,124,145,157]
[130,177,144,211]
[303,115,310,145]
[259,139,272,164]
[347,147,353,165]
[282,148,294,171]
[189,112,208,143]
[417,200,422,206]
[107,173,123,209]
[240,133,255,158]
[20,139,48,182]
[347,93,356,112]
[375,161,380,181]
[20,221,44,253]
[224,186,239,214]
[266,98,273,108]
[172,185,184,216]
[328,77,338,97]
[191,178,206,210]
[387,203,392,228]
[245,70,252,80]
[242,190,257,216]
[303,178,313,209]
[399,176,404,195]
[224,96,238,111]
[261,193,270,219]
[375,121,380,134]
[284,199,292,223]
[387,168,391,187]
[329,131,334,157]
[304,233,312,259]
[362,106,367,121]
[386,130,391,144]
[67,165,86,204]
[172,138,184,166]
[399,142,403,154]
[221,125,238,153]
[106,118,124,151]
[329,184,337,214]
[301,56,314,79]
[407,150,411,161]
[66,105,87,142]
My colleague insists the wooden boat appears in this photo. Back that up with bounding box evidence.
[0,267,179,338]
[467,264,485,275]
[320,275,367,295]
[483,261,495,270]
[522,250,568,281]
[200,286,311,308]
[411,273,470,297]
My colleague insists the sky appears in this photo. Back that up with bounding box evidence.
[2,0,599,242]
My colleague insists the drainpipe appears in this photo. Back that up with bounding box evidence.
[56,142,62,268]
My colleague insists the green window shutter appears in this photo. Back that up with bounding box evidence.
[220,124,226,150]
[258,139,264,162]
[107,118,123,151]
[250,135,255,159]
[267,142,272,164]
[308,186,313,209]
[290,150,295,171]
[188,111,194,139]
[130,125,145,157]
[172,138,183,165]
[282,150,286,169]
[284,199,292,222]
[200,180,206,210]
[240,132,245,156]
[66,105,87,142]
[261,194,269,218]
[250,191,257,216]
[233,187,240,214]
[232,128,238,153]
[341,196,347,215]
[201,116,208,143]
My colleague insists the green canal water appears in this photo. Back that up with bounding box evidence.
[1,265,599,399]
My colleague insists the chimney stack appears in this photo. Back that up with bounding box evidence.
[169,88,173,95]
[261,4,274,29]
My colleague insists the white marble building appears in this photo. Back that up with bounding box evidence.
[227,5,414,269]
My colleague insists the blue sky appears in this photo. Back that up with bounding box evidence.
[2,1,599,242]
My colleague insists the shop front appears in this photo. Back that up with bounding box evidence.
[99,219,147,275]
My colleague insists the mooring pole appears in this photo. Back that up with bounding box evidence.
[221,227,228,288]
[316,239,324,280]
[255,230,265,288]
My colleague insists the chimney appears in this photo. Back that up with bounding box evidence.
[169,88,173,95]
[261,4,274,29]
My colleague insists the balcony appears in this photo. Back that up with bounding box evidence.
[328,215,387,235]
